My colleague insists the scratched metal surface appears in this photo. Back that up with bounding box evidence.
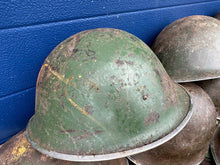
[151,15,220,83]
[26,28,191,161]
[197,78,220,119]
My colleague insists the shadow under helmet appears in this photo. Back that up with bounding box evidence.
[26,28,192,162]
[152,15,220,83]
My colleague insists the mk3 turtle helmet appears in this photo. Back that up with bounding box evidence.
[26,28,192,162]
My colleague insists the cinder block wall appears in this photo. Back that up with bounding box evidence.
[0,0,219,144]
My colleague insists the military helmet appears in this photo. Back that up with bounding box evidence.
[197,78,220,119]
[128,83,216,165]
[26,28,192,161]
[215,12,220,20]
[0,131,129,165]
[152,15,220,83]
[211,124,220,165]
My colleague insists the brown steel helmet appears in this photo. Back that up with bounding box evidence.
[128,83,217,165]
[215,12,220,20]
[0,131,129,165]
[211,124,220,165]
[197,78,220,119]
[152,15,220,83]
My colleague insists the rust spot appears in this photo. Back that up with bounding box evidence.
[72,129,103,141]
[40,154,48,162]
[105,101,109,108]
[116,59,124,66]
[135,73,140,78]
[70,82,75,87]
[91,56,97,61]
[61,102,65,109]
[60,129,76,133]
[110,75,116,81]
[94,130,104,134]
[85,105,94,114]
[130,36,137,41]
[144,110,159,126]
[128,53,134,57]
[89,82,96,90]
[125,60,134,65]
[136,88,140,91]
[143,95,148,100]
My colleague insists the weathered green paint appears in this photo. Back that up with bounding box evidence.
[0,131,128,165]
[152,15,220,83]
[26,28,192,161]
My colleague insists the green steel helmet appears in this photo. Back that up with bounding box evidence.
[152,15,220,83]
[26,28,192,162]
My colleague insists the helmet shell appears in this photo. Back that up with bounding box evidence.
[0,131,129,165]
[211,124,220,165]
[197,78,220,119]
[215,12,220,20]
[128,83,216,165]
[26,28,192,161]
[152,15,220,83]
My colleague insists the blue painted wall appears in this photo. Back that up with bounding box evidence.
[0,0,220,144]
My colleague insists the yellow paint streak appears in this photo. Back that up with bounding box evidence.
[68,98,88,115]
[60,45,64,49]
[44,64,67,83]
[11,136,31,161]
[68,98,107,131]
[42,63,70,84]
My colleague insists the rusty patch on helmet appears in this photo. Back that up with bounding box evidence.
[130,35,138,41]
[116,59,124,66]
[125,60,134,65]
[105,101,109,108]
[0,131,32,164]
[144,110,159,125]
[60,129,76,133]
[85,105,94,114]
[72,130,104,141]
[89,81,96,90]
